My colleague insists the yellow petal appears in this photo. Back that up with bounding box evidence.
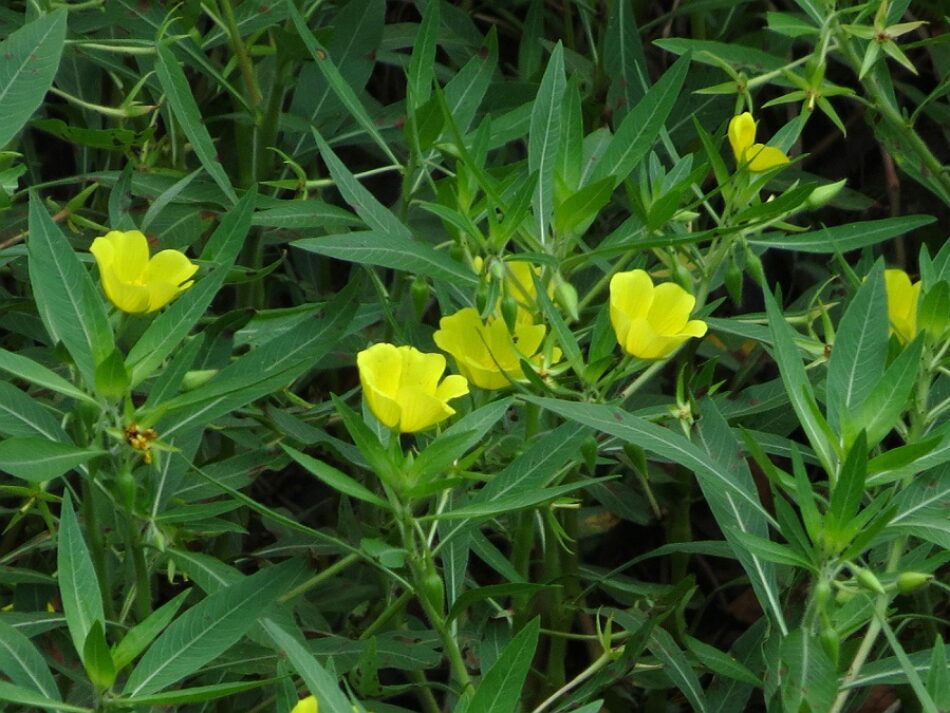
[884,268,920,343]
[290,695,319,713]
[647,282,696,335]
[102,230,149,283]
[610,269,654,349]
[744,143,790,172]
[399,346,448,395]
[728,113,756,161]
[144,249,198,312]
[396,386,456,433]
[506,262,539,308]
[436,374,469,403]
[357,343,403,428]
[623,317,690,359]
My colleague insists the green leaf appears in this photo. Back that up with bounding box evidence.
[780,629,837,713]
[0,348,97,406]
[827,431,868,543]
[766,11,819,37]
[263,621,355,713]
[155,44,237,204]
[281,444,391,510]
[464,618,540,713]
[127,190,255,387]
[0,437,103,483]
[293,232,476,287]
[763,286,837,475]
[927,635,950,710]
[112,589,191,671]
[0,10,67,148]
[57,492,105,659]
[879,616,940,713]
[123,559,304,696]
[0,620,60,700]
[407,0,439,110]
[603,0,648,122]
[852,334,924,448]
[749,215,935,253]
[684,634,760,686]
[94,347,129,400]
[524,397,779,528]
[592,52,690,185]
[654,38,785,73]
[725,528,815,571]
[553,176,615,237]
[27,193,114,387]
[151,279,359,436]
[826,261,888,433]
[443,27,497,134]
[0,382,70,442]
[113,678,277,707]
[648,627,709,713]
[0,681,91,713]
[82,620,116,689]
[528,42,565,242]
[287,3,398,165]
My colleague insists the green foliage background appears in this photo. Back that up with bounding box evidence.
[0,0,947,712]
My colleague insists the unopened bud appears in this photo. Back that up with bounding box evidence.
[725,258,743,305]
[411,275,430,318]
[805,179,847,210]
[581,436,599,473]
[555,279,579,322]
[501,295,519,332]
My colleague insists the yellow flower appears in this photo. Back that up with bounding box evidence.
[884,268,921,344]
[433,307,559,390]
[356,343,469,433]
[290,696,318,713]
[609,269,708,359]
[728,112,790,172]
[90,230,198,314]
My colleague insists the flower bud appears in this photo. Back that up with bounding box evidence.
[555,279,579,322]
[813,579,832,611]
[854,566,887,596]
[744,245,765,286]
[420,566,445,616]
[501,295,519,332]
[475,279,491,316]
[805,179,847,210]
[581,436,599,474]
[896,571,932,594]
[820,627,840,665]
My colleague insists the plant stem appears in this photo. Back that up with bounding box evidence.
[126,516,152,620]
[278,553,359,604]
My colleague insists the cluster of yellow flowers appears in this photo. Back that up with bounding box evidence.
[357,266,708,434]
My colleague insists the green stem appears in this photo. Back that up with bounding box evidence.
[219,0,262,108]
[126,516,152,621]
[279,553,359,604]
[833,25,950,201]
[82,477,115,620]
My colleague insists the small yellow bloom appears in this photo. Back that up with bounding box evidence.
[356,343,469,433]
[884,268,921,344]
[90,230,198,314]
[290,695,318,713]
[433,307,559,390]
[728,112,790,172]
[609,269,708,359]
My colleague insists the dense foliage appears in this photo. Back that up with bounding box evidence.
[0,1,947,712]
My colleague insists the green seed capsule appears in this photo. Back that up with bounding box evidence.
[411,275,430,318]
[854,567,887,596]
[115,467,136,511]
[820,627,840,666]
[475,279,491,315]
[555,279,579,322]
[724,258,743,305]
[744,245,765,286]
[501,295,519,331]
[581,436,599,473]
[814,579,832,611]
[421,568,445,616]
[896,571,932,594]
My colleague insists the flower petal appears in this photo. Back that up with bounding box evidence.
[435,374,469,403]
[100,266,150,313]
[400,346,447,395]
[102,230,149,283]
[744,143,790,172]
[884,268,920,343]
[624,317,690,359]
[357,343,404,428]
[647,282,696,335]
[397,386,455,433]
[610,269,654,349]
[290,695,319,713]
[728,113,756,162]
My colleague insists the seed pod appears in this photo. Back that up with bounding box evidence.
[420,567,445,616]
[724,258,743,305]
[475,279,491,316]
[411,275,430,318]
[501,295,519,331]
[115,467,136,511]
[820,627,840,666]
[813,579,832,611]
[896,571,933,594]
[744,245,766,286]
